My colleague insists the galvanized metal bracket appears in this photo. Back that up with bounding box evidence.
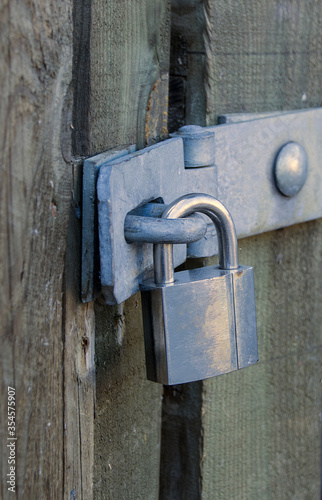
[82,107,322,305]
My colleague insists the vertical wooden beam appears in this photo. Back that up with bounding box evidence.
[0,0,96,498]
[63,162,96,498]
[89,0,170,153]
[88,1,171,498]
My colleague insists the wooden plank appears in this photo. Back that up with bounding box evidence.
[0,0,95,498]
[89,0,170,153]
[89,1,171,498]
[204,0,322,123]
[0,0,67,496]
[202,221,322,499]
[161,1,322,498]
[63,163,96,499]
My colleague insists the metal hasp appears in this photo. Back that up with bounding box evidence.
[82,107,322,304]
[94,138,217,304]
[141,194,258,385]
[124,203,207,244]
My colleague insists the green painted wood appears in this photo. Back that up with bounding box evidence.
[202,222,322,499]
[161,1,322,498]
[89,1,170,154]
[90,1,171,498]
[204,0,322,124]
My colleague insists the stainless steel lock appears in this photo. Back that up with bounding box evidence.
[140,193,258,385]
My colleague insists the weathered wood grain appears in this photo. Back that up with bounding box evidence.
[204,0,322,123]
[63,161,96,499]
[202,221,322,499]
[0,0,95,498]
[89,0,170,153]
[161,1,322,498]
[201,2,322,494]
[91,1,171,498]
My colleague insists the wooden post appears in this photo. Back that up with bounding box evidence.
[0,0,95,498]
[1,0,171,498]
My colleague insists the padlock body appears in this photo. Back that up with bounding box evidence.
[233,266,258,369]
[141,264,257,385]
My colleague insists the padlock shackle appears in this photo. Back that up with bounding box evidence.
[154,193,239,285]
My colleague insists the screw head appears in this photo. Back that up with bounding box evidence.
[274,142,308,197]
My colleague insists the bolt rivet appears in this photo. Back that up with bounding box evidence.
[274,142,308,197]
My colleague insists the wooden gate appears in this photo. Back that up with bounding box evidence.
[1,0,321,498]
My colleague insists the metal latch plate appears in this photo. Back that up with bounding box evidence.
[82,108,322,304]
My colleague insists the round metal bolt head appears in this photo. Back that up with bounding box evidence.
[274,142,308,197]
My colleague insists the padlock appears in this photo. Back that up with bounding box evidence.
[140,193,258,385]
